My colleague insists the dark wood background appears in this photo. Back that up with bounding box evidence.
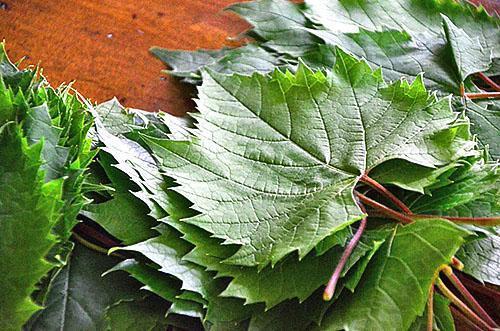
[0,0,248,115]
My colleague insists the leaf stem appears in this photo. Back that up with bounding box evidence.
[359,174,412,214]
[323,216,368,301]
[450,306,483,331]
[355,192,413,223]
[464,92,500,100]
[436,278,494,331]
[427,287,434,331]
[451,257,464,271]
[72,232,112,255]
[75,222,121,248]
[475,72,500,92]
[442,266,498,328]
[412,214,500,226]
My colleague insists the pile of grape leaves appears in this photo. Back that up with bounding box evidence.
[0,0,499,330]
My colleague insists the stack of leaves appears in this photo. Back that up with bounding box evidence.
[0,0,499,330]
[0,43,96,330]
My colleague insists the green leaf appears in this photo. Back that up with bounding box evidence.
[247,295,323,331]
[371,159,459,194]
[442,14,492,82]
[104,296,169,331]
[411,159,498,216]
[319,220,468,331]
[465,100,499,160]
[82,192,157,244]
[145,50,473,268]
[25,244,141,331]
[309,27,460,93]
[0,125,63,331]
[106,259,181,302]
[1,45,95,249]
[172,217,388,308]
[82,153,157,245]
[304,0,498,59]
[114,228,258,327]
[305,0,498,92]
[227,0,318,57]
[93,102,174,220]
[151,45,283,83]
[115,226,214,298]
[456,233,500,285]
[24,104,69,181]
[409,293,455,331]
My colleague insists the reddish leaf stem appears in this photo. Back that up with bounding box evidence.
[476,72,500,92]
[451,257,464,271]
[359,174,412,214]
[436,278,494,331]
[75,222,121,248]
[413,214,500,226]
[450,306,483,331]
[442,267,498,328]
[427,287,434,331]
[355,192,413,224]
[464,91,500,100]
[323,216,368,301]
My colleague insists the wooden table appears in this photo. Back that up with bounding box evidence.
[0,0,248,115]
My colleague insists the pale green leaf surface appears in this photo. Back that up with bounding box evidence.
[145,50,473,268]
[228,0,318,57]
[304,0,498,58]
[442,15,492,82]
[456,233,500,285]
[151,45,283,84]
[466,100,499,160]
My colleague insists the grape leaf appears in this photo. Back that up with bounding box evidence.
[0,125,63,331]
[104,296,169,331]
[81,153,157,245]
[106,259,181,302]
[371,159,459,194]
[25,244,141,331]
[456,233,500,285]
[319,220,468,331]
[93,102,171,219]
[151,45,283,83]
[304,0,498,59]
[465,100,499,160]
[113,225,256,326]
[227,0,318,57]
[411,159,498,216]
[409,293,455,331]
[24,104,69,181]
[171,218,386,308]
[1,45,95,250]
[145,49,473,268]
[442,14,492,82]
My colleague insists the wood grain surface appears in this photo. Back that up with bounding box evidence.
[0,0,248,114]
